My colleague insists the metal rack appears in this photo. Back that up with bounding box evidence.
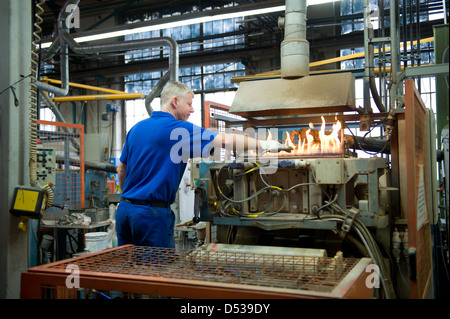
[21,245,373,299]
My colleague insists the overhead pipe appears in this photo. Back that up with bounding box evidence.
[41,37,60,62]
[38,0,179,154]
[144,71,171,116]
[35,0,80,96]
[39,0,179,119]
[40,91,81,152]
[390,0,400,109]
[61,32,179,83]
[40,0,78,62]
[279,0,309,78]
[362,0,387,114]
[61,31,178,117]
[40,91,67,124]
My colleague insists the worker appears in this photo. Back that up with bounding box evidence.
[116,81,291,248]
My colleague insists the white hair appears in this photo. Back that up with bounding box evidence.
[160,81,193,108]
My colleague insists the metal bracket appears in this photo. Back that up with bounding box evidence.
[340,207,360,238]
[359,114,370,131]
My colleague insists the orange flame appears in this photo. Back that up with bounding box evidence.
[268,116,342,156]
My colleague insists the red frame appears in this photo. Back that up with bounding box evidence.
[36,120,85,208]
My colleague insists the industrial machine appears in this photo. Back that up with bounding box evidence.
[190,101,397,299]
[188,0,445,300]
[19,0,448,300]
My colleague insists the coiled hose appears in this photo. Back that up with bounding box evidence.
[29,0,53,208]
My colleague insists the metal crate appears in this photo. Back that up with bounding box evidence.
[21,245,373,299]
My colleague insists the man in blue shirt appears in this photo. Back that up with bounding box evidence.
[116,81,290,248]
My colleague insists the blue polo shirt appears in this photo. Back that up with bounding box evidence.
[119,111,217,204]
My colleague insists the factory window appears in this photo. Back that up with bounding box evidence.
[122,15,246,132]
[340,0,444,35]
[340,0,365,34]
[339,0,438,105]
[39,106,57,123]
[340,47,365,69]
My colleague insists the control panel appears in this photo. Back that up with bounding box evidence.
[36,146,56,185]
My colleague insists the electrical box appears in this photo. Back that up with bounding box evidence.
[36,146,56,185]
[313,158,344,184]
[10,186,46,219]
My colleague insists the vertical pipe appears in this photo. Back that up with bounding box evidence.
[379,0,385,106]
[79,126,85,209]
[416,0,421,67]
[402,0,408,70]
[280,0,309,78]
[364,0,385,113]
[409,0,414,65]
[144,71,170,116]
[363,0,373,113]
[390,0,400,109]
[35,0,80,96]
[416,0,421,92]
[40,92,81,152]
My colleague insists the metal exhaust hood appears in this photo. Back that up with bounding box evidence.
[229,0,356,118]
[229,73,356,118]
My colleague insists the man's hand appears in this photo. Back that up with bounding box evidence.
[260,140,293,154]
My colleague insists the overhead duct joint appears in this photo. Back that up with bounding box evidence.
[279,0,309,79]
[35,0,80,96]
[61,33,179,82]
[229,0,356,117]
[144,71,171,116]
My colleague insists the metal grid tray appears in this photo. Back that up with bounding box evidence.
[40,246,366,295]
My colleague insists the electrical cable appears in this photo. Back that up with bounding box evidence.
[313,201,396,299]
[344,110,392,156]
[216,161,334,218]
[216,164,286,217]
[315,193,338,214]
[0,74,32,96]
[243,190,287,218]
[320,214,394,299]
[29,0,45,189]
[283,182,321,193]
[216,165,272,204]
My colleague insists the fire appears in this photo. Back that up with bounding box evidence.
[267,116,342,156]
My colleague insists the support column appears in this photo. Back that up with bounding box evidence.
[0,0,32,299]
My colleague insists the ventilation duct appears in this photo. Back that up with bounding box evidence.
[229,0,356,118]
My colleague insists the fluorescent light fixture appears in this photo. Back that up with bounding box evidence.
[307,0,340,5]
[41,5,285,48]
[77,6,286,42]
[41,1,340,48]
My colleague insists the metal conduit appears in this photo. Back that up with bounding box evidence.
[144,71,171,116]
[40,91,81,152]
[35,0,79,96]
[368,26,387,113]
[279,0,309,78]
[37,0,179,121]
[61,32,179,83]
[363,0,386,114]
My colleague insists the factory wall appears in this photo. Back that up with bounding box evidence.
[0,0,32,299]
